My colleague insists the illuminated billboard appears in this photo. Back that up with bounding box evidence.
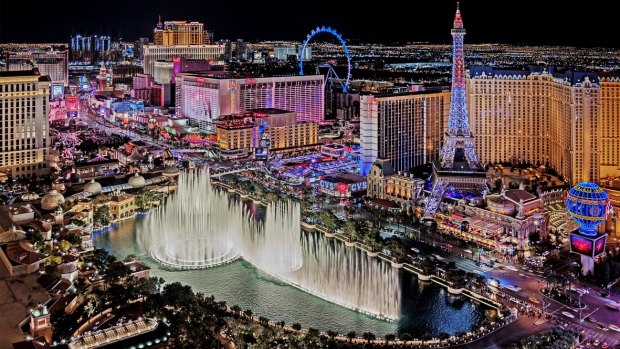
[570,233,607,258]
[254,147,268,160]
[594,235,607,257]
[66,95,79,111]
[51,84,64,100]
[570,234,593,256]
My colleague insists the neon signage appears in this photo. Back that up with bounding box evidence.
[570,234,593,256]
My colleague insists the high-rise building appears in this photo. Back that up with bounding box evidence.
[175,73,324,132]
[468,66,620,183]
[0,70,50,178]
[133,37,150,60]
[360,91,450,175]
[424,3,487,218]
[5,50,69,86]
[215,109,318,158]
[142,45,225,80]
[153,19,209,46]
[70,34,113,63]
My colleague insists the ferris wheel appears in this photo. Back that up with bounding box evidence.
[298,26,351,93]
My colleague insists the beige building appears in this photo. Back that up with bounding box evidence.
[360,90,450,175]
[109,193,136,219]
[154,20,209,46]
[216,109,318,158]
[0,70,50,178]
[366,159,425,213]
[599,77,620,178]
[468,67,620,184]
[602,180,620,237]
[143,45,225,78]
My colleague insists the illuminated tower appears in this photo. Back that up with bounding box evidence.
[97,62,107,91]
[566,182,611,275]
[423,3,487,218]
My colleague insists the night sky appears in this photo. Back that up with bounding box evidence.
[0,0,610,47]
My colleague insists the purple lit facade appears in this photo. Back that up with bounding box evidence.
[176,73,324,131]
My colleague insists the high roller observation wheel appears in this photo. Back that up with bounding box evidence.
[299,26,351,93]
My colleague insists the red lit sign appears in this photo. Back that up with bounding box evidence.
[65,95,79,112]
[196,77,205,83]
[244,78,257,84]
[338,183,347,194]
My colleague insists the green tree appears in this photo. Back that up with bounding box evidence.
[363,233,382,252]
[384,333,396,345]
[346,331,356,342]
[93,205,110,226]
[292,323,302,331]
[58,240,72,252]
[399,333,413,345]
[389,237,407,261]
[230,305,241,314]
[93,194,111,205]
[162,282,196,308]
[343,220,359,241]
[319,211,338,232]
[244,309,253,319]
[362,332,376,343]
[60,199,76,212]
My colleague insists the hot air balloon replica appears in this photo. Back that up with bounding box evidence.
[565,182,612,275]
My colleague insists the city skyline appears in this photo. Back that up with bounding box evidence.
[2,3,620,348]
[0,0,616,47]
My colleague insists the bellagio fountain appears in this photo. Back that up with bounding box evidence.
[137,168,401,320]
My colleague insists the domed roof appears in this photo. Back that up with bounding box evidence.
[566,182,611,236]
[59,262,78,274]
[21,192,40,201]
[53,179,66,192]
[41,189,65,210]
[0,226,26,243]
[162,165,180,177]
[127,149,146,162]
[487,194,516,215]
[83,179,102,194]
[128,172,146,189]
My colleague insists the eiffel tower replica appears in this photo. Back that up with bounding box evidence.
[423,3,488,219]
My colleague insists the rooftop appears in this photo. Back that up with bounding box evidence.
[0,69,37,77]
[322,172,366,184]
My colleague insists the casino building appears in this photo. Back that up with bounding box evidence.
[176,73,324,132]
[215,108,318,159]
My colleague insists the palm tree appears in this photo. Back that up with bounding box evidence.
[230,305,241,315]
[362,332,376,343]
[384,333,396,345]
[292,323,302,331]
[399,332,413,345]
[327,330,338,340]
[346,331,356,342]
[244,309,253,319]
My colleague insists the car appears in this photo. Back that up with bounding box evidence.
[562,311,575,319]
[505,285,522,292]
[505,265,519,272]
[605,301,620,311]
[410,247,420,254]
[608,324,620,333]
[528,297,540,304]
[601,342,610,349]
